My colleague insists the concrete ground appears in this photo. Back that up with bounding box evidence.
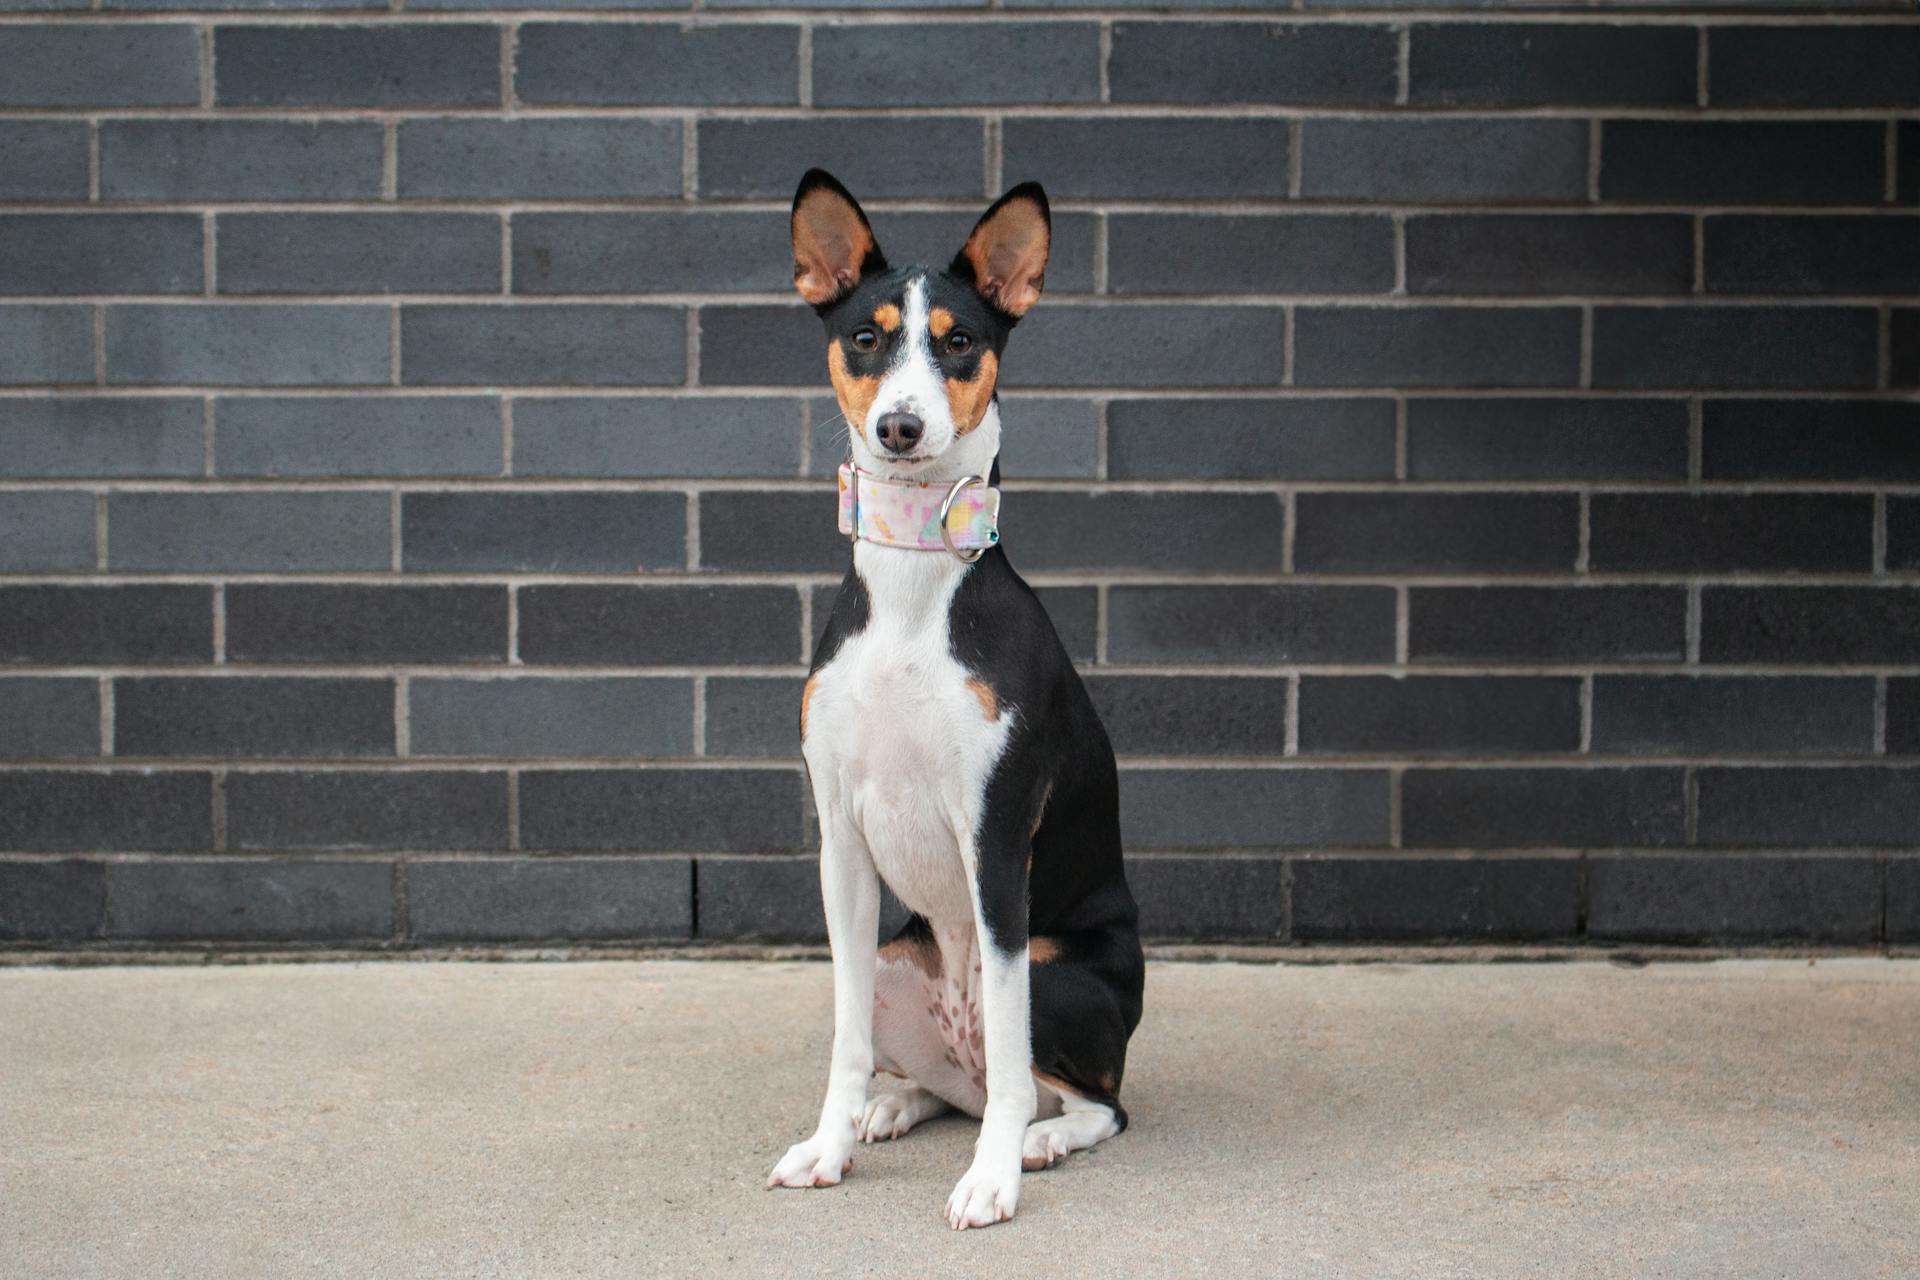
[1,959,1916,1280]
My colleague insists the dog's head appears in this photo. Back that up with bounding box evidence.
[790,169,1050,479]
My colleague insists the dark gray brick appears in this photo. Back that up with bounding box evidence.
[1894,681,1920,756]
[1893,499,1920,572]
[1592,677,1877,757]
[1589,854,1879,944]
[107,859,392,942]
[698,118,983,199]
[0,771,211,852]
[1698,768,1920,847]
[1297,493,1578,574]
[1405,215,1693,296]
[401,492,686,573]
[1,398,202,478]
[1407,398,1690,482]
[1702,401,1920,482]
[519,767,807,852]
[226,770,508,850]
[698,306,824,387]
[398,120,681,200]
[0,586,213,665]
[225,586,508,664]
[0,860,106,942]
[1107,398,1394,481]
[1036,587,1097,664]
[1002,119,1290,199]
[100,121,385,201]
[1107,215,1393,296]
[0,493,95,572]
[1013,305,1291,388]
[1702,588,1920,665]
[1705,216,1920,296]
[697,491,846,573]
[0,215,201,296]
[1898,310,1919,389]
[1411,587,1688,665]
[517,24,797,106]
[1601,122,1886,206]
[514,211,787,295]
[0,124,88,201]
[1590,494,1873,574]
[410,677,693,758]
[218,214,500,295]
[1300,119,1588,202]
[1893,858,1920,943]
[108,492,390,572]
[402,305,685,387]
[515,396,799,478]
[1709,27,1920,108]
[1591,307,1879,390]
[1109,22,1394,105]
[0,679,99,758]
[814,23,1099,106]
[408,857,690,943]
[1902,125,1919,206]
[1294,307,1582,389]
[1410,24,1695,106]
[1127,856,1287,941]
[1120,768,1390,850]
[1085,676,1289,756]
[0,306,93,386]
[106,305,391,387]
[1108,585,1397,664]
[1404,768,1686,849]
[1300,677,1581,756]
[1017,491,1286,574]
[697,857,828,944]
[215,396,501,478]
[706,676,804,759]
[0,26,199,106]
[215,25,499,107]
[114,677,394,759]
[1292,855,1581,942]
[519,585,801,666]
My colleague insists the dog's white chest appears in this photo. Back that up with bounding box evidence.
[803,553,1011,928]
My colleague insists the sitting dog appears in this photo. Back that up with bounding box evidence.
[767,169,1144,1230]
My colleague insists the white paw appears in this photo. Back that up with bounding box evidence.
[857,1093,918,1144]
[767,1133,854,1189]
[944,1159,1020,1230]
[1021,1124,1071,1171]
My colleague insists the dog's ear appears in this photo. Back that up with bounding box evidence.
[950,182,1050,320]
[791,169,886,310]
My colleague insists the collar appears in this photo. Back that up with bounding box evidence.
[837,463,1001,561]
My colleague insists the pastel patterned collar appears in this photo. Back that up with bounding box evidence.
[837,463,1001,561]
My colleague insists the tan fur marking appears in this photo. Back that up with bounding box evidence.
[872,303,901,332]
[948,350,999,438]
[1028,936,1062,965]
[879,933,941,979]
[928,307,955,339]
[1030,780,1053,839]
[965,676,998,721]
[799,673,819,739]
[827,342,877,437]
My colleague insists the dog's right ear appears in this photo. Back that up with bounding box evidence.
[791,169,886,310]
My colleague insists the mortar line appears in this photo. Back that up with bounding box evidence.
[388,303,401,387]
[1098,20,1112,104]
[1686,584,1702,665]
[797,583,814,666]
[1093,211,1109,294]
[98,676,114,757]
[1095,581,1109,665]
[210,768,227,851]
[499,213,512,295]
[1285,673,1300,756]
[686,308,701,389]
[394,675,410,757]
[1578,304,1593,388]
[506,768,521,850]
[796,24,812,109]
[1393,396,1408,480]
[1282,304,1295,385]
[382,120,398,200]
[506,583,521,665]
[1287,119,1303,198]
[500,24,516,111]
[1586,119,1602,204]
[93,494,108,571]
[499,397,514,477]
[197,24,212,111]
[202,396,216,477]
[202,212,216,296]
[1576,492,1591,574]
[1579,674,1594,754]
[692,674,707,756]
[1391,212,1407,295]
[87,121,100,201]
[685,490,701,571]
[796,396,812,477]
[389,490,402,573]
[1281,491,1296,574]
[1094,398,1110,480]
[211,582,225,662]
[1394,585,1410,666]
[985,115,1001,195]
[1874,676,1889,755]
[1695,26,1709,108]
[682,117,698,201]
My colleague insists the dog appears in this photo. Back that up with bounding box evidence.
[766,169,1145,1230]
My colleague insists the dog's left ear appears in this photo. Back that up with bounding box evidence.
[791,168,886,310]
[950,182,1050,321]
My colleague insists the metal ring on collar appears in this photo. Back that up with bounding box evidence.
[939,474,987,564]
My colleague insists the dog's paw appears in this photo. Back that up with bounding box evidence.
[1020,1123,1072,1171]
[857,1087,945,1144]
[767,1134,854,1190]
[944,1159,1020,1230]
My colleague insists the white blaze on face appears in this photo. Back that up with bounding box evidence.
[867,275,955,457]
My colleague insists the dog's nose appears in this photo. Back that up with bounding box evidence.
[875,411,924,455]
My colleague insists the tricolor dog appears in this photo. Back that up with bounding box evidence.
[766,170,1144,1230]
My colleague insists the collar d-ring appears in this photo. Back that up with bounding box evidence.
[940,474,988,563]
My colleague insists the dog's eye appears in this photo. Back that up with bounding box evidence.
[851,328,879,352]
[948,331,973,355]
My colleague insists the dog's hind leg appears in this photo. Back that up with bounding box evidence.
[1023,1074,1122,1170]
[858,1086,949,1143]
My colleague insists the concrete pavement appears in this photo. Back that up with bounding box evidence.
[2,957,1916,1279]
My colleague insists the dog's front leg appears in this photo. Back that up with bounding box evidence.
[769,809,879,1189]
[945,823,1035,1229]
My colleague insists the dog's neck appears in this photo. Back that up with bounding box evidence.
[847,403,1003,626]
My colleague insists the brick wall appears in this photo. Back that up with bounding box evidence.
[2,0,1918,951]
